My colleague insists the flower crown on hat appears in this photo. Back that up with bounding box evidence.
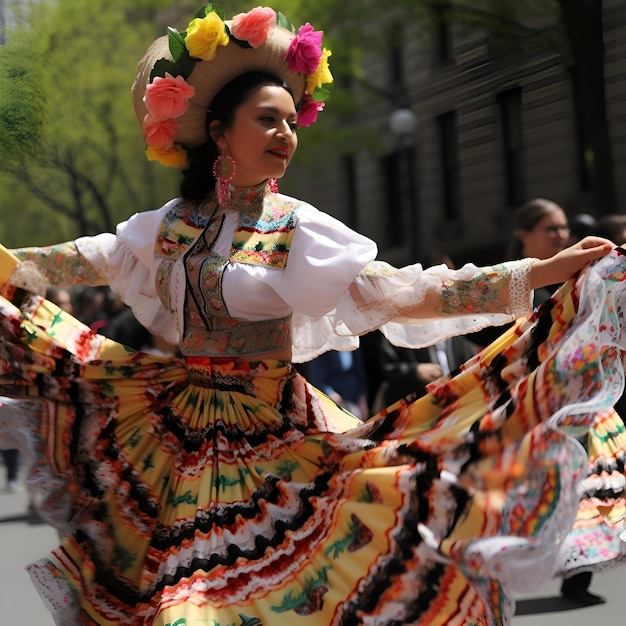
[138,4,333,168]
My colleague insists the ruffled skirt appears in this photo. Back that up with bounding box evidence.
[1,247,626,625]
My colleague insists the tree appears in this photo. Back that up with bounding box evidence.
[0,0,355,245]
[0,0,179,245]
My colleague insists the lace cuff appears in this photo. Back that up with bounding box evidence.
[508,258,536,319]
[8,260,47,297]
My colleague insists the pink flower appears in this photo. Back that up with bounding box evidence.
[142,114,179,149]
[298,94,325,128]
[230,7,276,48]
[144,73,195,119]
[286,23,323,73]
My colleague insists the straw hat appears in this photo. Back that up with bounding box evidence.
[131,5,333,168]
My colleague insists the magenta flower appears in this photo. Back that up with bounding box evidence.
[298,94,325,128]
[144,73,195,119]
[286,23,323,73]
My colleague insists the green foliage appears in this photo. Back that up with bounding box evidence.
[0,0,181,243]
[0,31,45,162]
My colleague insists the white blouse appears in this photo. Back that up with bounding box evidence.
[68,197,532,362]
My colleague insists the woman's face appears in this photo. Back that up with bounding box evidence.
[221,84,298,188]
[518,209,570,259]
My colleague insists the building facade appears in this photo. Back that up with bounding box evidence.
[286,0,626,267]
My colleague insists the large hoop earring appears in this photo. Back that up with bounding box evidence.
[213,155,236,205]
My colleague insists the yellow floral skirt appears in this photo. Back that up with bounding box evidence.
[0,246,625,625]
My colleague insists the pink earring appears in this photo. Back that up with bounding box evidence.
[268,178,279,193]
[213,155,237,205]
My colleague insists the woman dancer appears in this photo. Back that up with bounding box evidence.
[0,5,622,624]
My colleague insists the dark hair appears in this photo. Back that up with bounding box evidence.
[597,214,626,244]
[179,72,293,200]
[568,213,597,240]
[506,198,564,259]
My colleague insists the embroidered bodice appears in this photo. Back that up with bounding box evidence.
[155,183,295,357]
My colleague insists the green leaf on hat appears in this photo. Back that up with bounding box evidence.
[312,84,331,102]
[168,27,187,62]
[276,12,296,34]
[150,54,197,82]
[197,4,225,20]
[228,24,253,49]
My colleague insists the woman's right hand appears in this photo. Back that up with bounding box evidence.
[530,236,615,289]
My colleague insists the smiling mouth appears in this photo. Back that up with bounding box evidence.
[267,148,288,159]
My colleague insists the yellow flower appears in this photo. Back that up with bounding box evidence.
[306,48,333,94]
[145,144,188,168]
[185,12,230,61]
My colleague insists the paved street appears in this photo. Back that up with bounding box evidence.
[0,483,623,624]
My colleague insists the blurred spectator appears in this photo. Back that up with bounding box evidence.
[46,286,75,315]
[73,285,108,330]
[597,214,626,245]
[306,349,369,420]
[473,198,569,349]
[101,307,152,350]
[506,198,570,268]
[101,305,179,357]
[359,330,385,412]
[567,213,598,246]
[378,335,477,407]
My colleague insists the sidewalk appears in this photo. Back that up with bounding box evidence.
[0,478,623,624]
[0,484,58,623]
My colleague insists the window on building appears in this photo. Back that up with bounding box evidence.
[432,2,453,65]
[497,88,525,207]
[436,111,461,221]
[567,65,594,193]
[387,28,405,99]
[382,151,407,247]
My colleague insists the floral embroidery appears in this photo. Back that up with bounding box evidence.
[155,200,214,259]
[152,186,297,357]
[325,514,373,557]
[437,265,510,315]
[112,544,137,573]
[167,489,198,507]
[272,566,331,615]
[231,195,296,269]
[13,242,103,286]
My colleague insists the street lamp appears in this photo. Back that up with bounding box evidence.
[389,107,419,262]
[389,108,418,143]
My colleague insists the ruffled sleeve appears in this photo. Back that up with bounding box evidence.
[75,201,180,344]
[223,202,378,322]
[270,203,378,316]
[292,257,534,362]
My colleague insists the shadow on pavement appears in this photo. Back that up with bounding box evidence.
[0,511,45,525]
[515,593,606,616]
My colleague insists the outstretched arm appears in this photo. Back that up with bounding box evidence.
[11,241,108,288]
[403,237,614,322]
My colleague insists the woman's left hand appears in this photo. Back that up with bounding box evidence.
[530,236,616,289]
